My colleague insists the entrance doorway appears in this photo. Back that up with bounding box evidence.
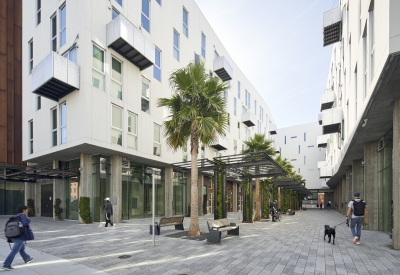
[41,184,53,217]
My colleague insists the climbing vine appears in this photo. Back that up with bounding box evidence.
[215,163,223,219]
[241,173,251,222]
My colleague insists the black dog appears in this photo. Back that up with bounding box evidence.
[324,225,336,244]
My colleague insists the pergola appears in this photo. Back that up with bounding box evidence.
[0,166,79,182]
[274,178,312,197]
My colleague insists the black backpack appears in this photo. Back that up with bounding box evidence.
[4,215,25,239]
[353,200,366,216]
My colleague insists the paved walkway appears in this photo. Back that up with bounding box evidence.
[1,209,400,274]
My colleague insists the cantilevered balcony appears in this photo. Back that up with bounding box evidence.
[318,161,326,169]
[318,113,322,125]
[319,166,333,178]
[269,124,277,135]
[322,107,343,134]
[323,6,342,47]
[211,135,228,151]
[241,112,256,127]
[213,56,233,82]
[31,52,80,101]
[320,89,335,111]
[106,14,154,70]
[317,135,329,148]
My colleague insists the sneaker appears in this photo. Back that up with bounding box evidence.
[25,257,34,264]
[353,237,359,244]
[2,266,13,271]
[356,242,360,245]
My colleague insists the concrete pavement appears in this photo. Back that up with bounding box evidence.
[1,209,399,274]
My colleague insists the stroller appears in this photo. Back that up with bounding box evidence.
[273,208,282,221]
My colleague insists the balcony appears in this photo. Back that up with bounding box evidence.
[319,166,333,178]
[318,161,326,169]
[320,89,335,111]
[323,6,342,47]
[211,135,228,151]
[31,52,80,101]
[317,135,329,148]
[269,124,277,135]
[318,113,322,125]
[213,56,233,82]
[241,112,256,127]
[107,14,154,71]
[322,107,342,134]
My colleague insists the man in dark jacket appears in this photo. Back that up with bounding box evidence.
[3,205,34,271]
[103,197,114,227]
[270,200,277,222]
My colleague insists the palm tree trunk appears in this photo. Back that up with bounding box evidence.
[255,165,261,221]
[188,130,200,236]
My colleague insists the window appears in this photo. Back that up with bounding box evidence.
[141,0,150,33]
[254,100,257,115]
[92,44,105,90]
[214,51,219,60]
[154,47,161,81]
[260,107,263,121]
[237,122,240,139]
[233,98,237,116]
[233,139,237,154]
[63,47,77,63]
[355,65,358,120]
[173,30,180,61]
[237,81,241,99]
[369,6,375,81]
[298,145,300,154]
[112,7,120,20]
[201,32,206,58]
[36,0,41,25]
[36,96,41,110]
[284,136,286,144]
[291,136,297,139]
[304,132,306,141]
[227,114,230,132]
[60,4,66,47]
[127,112,137,150]
[60,102,67,144]
[304,156,306,164]
[28,39,33,74]
[246,128,250,140]
[29,120,33,154]
[156,0,161,5]
[183,7,188,37]
[141,77,150,113]
[245,90,250,109]
[257,121,261,134]
[242,105,247,115]
[51,14,57,51]
[111,105,122,146]
[111,57,122,100]
[363,29,367,98]
[153,124,161,156]
[115,0,122,7]
[308,145,314,148]
[51,108,57,147]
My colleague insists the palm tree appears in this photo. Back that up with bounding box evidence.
[242,133,276,221]
[158,61,229,236]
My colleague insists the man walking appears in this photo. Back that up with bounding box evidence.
[270,200,277,222]
[346,192,367,244]
[3,205,34,271]
[103,197,114,227]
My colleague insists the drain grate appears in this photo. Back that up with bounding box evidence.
[118,255,131,259]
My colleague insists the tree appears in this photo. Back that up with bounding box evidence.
[242,133,276,221]
[158,61,229,236]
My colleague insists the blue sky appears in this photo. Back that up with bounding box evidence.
[194,0,337,128]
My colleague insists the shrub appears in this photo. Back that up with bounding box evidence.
[79,196,91,224]
[53,198,63,220]
[27,198,35,217]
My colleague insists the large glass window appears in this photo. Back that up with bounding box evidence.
[127,112,137,150]
[0,181,25,215]
[36,0,41,25]
[141,0,150,33]
[111,57,122,100]
[141,77,150,113]
[36,95,41,110]
[183,7,188,37]
[254,100,257,115]
[111,104,122,146]
[63,47,77,63]
[51,108,57,147]
[115,0,122,7]
[173,172,187,216]
[28,39,33,74]
[51,14,57,51]
[237,81,241,99]
[173,30,180,61]
[29,120,33,154]
[245,90,250,109]
[60,102,67,144]
[92,44,105,90]
[112,7,119,20]
[60,4,66,47]
[201,32,206,58]
[153,124,161,156]
[233,98,237,116]
[154,47,161,82]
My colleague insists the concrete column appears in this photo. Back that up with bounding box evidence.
[233,182,238,212]
[79,154,92,224]
[364,141,379,231]
[164,167,173,217]
[34,180,42,217]
[341,176,347,215]
[111,155,122,223]
[53,160,64,220]
[337,180,341,212]
[392,97,400,249]
[352,160,364,196]
[25,182,35,207]
[346,167,353,204]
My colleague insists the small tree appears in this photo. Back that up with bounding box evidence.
[27,198,35,217]
[79,196,91,224]
[54,198,63,220]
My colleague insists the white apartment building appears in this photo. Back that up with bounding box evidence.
[22,0,278,222]
[318,0,400,249]
[275,122,326,190]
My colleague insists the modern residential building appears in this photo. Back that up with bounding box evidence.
[21,0,279,222]
[318,0,400,249]
[0,0,25,214]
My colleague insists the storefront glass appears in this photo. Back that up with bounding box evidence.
[0,181,25,215]
[173,172,187,216]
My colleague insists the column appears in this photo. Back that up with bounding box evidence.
[341,176,347,215]
[164,167,173,217]
[364,141,379,231]
[346,167,353,204]
[352,160,364,197]
[392,97,400,249]
[53,160,64,220]
[24,182,35,215]
[233,182,238,212]
[111,155,122,223]
[79,154,92,224]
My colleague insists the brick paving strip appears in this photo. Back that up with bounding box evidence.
[1,210,399,275]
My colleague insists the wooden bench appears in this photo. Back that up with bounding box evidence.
[149,216,184,235]
[207,218,239,243]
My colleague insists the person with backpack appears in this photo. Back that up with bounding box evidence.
[3,205,34,271]
[346,191,368,245]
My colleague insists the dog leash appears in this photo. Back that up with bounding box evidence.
[333,220,348,229]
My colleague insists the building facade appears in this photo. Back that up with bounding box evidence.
[318,0,400,249]
[22,0,278,222]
